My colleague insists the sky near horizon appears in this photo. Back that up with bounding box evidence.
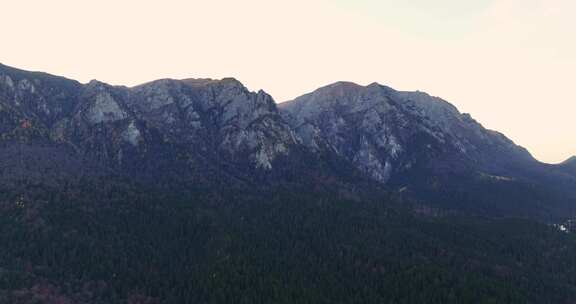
[1,0,574,163]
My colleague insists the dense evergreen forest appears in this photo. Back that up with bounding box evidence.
[1,182,576,303]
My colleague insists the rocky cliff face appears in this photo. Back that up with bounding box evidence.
[0,64,298,186]
[129,77,296,169]
[279,81,533,184]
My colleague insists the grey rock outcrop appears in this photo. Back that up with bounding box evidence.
[0,64,298,184]
[279,81,532,183]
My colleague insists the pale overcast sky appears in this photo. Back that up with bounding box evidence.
[1,0,574,163]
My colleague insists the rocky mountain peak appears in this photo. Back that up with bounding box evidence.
[128,75,296,170]
[305,81,384,100]
[87,79,105,86]
[181,77,243,88]
[317,81,364,93]
[280,82,534,184]
[0,64,301,175]
[0,63,574,223]
[0,63,557,190]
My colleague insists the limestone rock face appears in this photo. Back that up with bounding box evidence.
[0,63,546,185]
[130,77,297,169]
[0,63,570,197]
[1,63,575,219]
[0,64,298,182]
[83,82,128,124]
[279,82,533,183]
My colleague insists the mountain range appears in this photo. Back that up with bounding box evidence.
[1,63,574,219]
[3,63,576,303]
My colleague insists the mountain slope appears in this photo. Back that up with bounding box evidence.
[279,82,575,218]
[279,81,533,183]
[2,63,576,303]
[0,64,330,190]
[0,63,574,218]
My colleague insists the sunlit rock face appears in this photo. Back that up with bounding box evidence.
[279,81,533,183]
